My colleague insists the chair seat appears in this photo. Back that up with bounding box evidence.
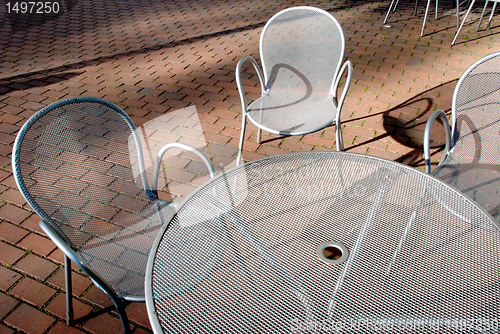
[432,160,500,222]
[247,93,336,135]
[72,201,178,298]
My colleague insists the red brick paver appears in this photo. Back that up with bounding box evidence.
[1,0,499,332]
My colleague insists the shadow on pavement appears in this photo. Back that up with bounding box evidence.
[345,79,459,167]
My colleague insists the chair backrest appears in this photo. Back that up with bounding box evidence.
[260,7,345,98]
[12,97,159,298]
[451,51,500,164]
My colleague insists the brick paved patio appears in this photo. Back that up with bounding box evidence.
[0,0,499,332]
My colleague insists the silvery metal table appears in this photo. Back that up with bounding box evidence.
[146,151,500,333]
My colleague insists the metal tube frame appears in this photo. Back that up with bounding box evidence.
[423,109,452,174]
[235,55,266,166]
[151,142,215,196]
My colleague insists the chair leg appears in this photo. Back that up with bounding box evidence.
[477,0,490,30]
[64,255,75,326]
[394,0,402,11]
[256,128,262,144]
[63,257,132,333]
[452,0,477,45]
[115,301,133,334]
[421,0,440,35]
[256,108,263,144]
[422,0,433,35]
[487,2,497,29]
[335,122,344,151]
[384,0,398,23]
[236,114,247,166]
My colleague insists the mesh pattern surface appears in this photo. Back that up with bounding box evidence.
[150,152,500,333]
[15,99,172,298]
[247,8,344,134]
[433,53,500,222]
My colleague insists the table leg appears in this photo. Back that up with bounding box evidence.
[225,210,314,320]
[328,183,390,315]
[386,181,429,274]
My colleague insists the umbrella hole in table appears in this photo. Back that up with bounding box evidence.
[317,241,349,265]
[323,246,343,260]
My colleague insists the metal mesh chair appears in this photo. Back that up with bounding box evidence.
[12,97,215,333]
[235,6,352,165]
[424,51,500,222]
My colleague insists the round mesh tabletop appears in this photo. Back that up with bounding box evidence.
[146,152,500,333]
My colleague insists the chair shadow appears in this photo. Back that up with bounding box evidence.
[262,79,459,162]
[345,79,459,167]
[0,70,85,95]
[452,28,500,45]
[427,9,500,43]
[0,1,380,94]
[477,22,500,32]
[421,21,465,37]
[265,63,313,110]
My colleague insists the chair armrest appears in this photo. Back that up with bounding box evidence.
[235,55,266,114]
[152,142,215,196]
[39,220,123,302]
[424,109,451,174]
[332,60,353,125]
